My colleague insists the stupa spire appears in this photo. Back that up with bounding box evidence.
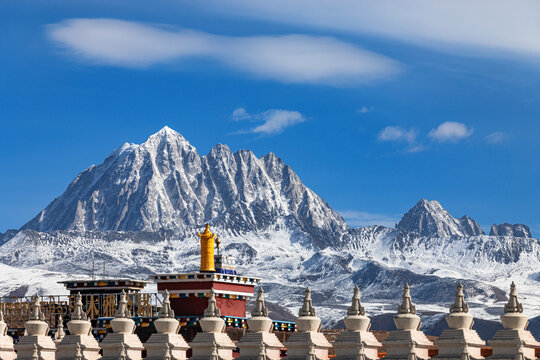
[398,283,416,315]
[29,294,45,321]
[504,281,523,313]
[347,285,366,316]
[114,290,131,318]
[252,287,269,317]
[204,290,221,317]
[54,315,65,342]
[450,282,469,313]
[158,290,175,319]
[71,292,88,320]
[299,287,316,317]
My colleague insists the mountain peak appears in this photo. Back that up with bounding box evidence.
[396,198,482,237]
[489,223,531,238]
[144,126,190,146]
[21,128,345,247]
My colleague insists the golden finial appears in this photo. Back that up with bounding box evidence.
[198,224,216,272]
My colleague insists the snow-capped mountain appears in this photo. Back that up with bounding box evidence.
[2,126,539,334]
[22,126,346,248]
[396,199,484,237]
[489,223,531,238]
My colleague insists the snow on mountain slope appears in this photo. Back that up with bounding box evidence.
[22,127,345,248]
[2,127,540,328]
[396,199,484,237]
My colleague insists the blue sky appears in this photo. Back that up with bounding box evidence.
[1,0,540,235]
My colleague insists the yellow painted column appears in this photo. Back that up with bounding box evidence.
[198,224,215,272]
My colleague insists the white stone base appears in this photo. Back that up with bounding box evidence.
[284,331,332,359]
[56,334,101,360]
[237,331,284,360]
[145,332,190,360]
[100,333,144,360]
[15,335,57,360]
[434,329,485,360]
[382,329,433,360]
[0,335,16,360]
[334,330,382,360]
[189,332,236,360]
[489,329,540,360]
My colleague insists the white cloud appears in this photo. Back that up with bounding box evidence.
[47,18,400,85]
[232,108,306,135]
[231,108,250,121]
[357,106,373,114]
[202,0,540,60]
[428,121,473,142]
[486,131,506,144]
[339,210,398,228]
[378,126,417,143]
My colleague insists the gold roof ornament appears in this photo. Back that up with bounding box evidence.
[198,224,216,272]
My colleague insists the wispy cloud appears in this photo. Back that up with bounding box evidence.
[486,131,506,144]
[428,121,473,142]
[378,126,417,143]
[378,126,422,153]
[202,0,540,60]
[339,210,398,228]
[232,108,306,135]
[47,18,400,86]
[357,106,373,114]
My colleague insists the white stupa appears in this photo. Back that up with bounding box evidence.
[145,290,190,359]
[237,287,284,359]
[15,295,57,360]
[334,285,382,360]
[100,290,144,360]
[56,292,101,360]
[284,287,332,360]
[434,282,485,360]
[382,283,433,360]
[189,290,236,360]
[488,282,540,360]
[0,309,16,360]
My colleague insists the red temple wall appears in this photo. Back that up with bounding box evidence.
[170,297,247,318]
[157,281,255,294]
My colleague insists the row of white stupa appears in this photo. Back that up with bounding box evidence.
[0,282,537,360]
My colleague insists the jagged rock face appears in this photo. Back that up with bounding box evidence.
[459,215,484,236]
[396,199,483,237]
[489,223,531,238]
[21,127,346,248]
